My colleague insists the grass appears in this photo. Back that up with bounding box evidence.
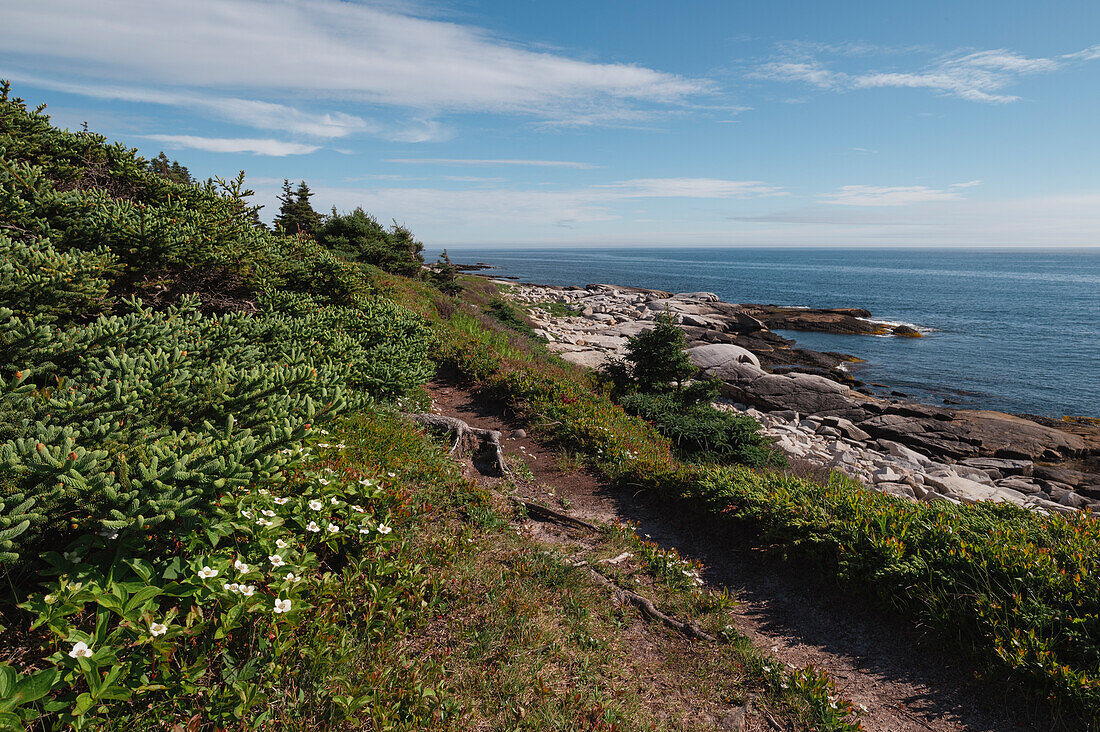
[409,275,1100,729]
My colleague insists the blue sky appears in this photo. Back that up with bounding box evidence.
[2,0,1099,247]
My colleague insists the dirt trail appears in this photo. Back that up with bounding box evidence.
[426,379,1047,732]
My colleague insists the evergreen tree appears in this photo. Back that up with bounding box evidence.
[147,151,192,184]
[428,249,461,295]
[314,208,425,276]
[274,179,321,236]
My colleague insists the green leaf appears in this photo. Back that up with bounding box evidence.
[0,711,23,731]
[161,556,184,581]
[124,586,161,614]
[13,667,59,704]
[94,594,124,615]
[0,665,14,698]
[72,692,94,716]
[124,558,155,582]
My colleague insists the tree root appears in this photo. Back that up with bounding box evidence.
[406,412,512,477]
[510,496,601,531]
[587,567,718,642]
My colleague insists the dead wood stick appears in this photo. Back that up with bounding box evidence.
[406,412,511,476]
[587,567,718,642]
[510,496,601,531]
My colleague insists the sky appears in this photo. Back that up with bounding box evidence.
[2,0,1099,248]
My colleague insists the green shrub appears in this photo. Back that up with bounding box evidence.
[619,391,783,467]
[316,208,424,277]
[485,296,534,336]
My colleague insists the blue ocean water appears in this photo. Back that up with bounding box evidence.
[434,247,1100,418]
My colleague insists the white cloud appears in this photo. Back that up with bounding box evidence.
[596,178,786,198]
[387,158,600,169]
[249,176,786,232]
[819,181,981,206]
[0,0,708,124]
[143,135,320,156]
[4,73,455,142]
[755,43,1100,103]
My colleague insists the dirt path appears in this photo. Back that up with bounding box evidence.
[426,378,1046,732]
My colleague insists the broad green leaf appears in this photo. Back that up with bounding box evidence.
[13,667,59,704]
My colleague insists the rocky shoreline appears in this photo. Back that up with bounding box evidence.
[496,279,1100,513]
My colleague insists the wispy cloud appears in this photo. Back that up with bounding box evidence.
[387,158,600,169]
[818,180,982,206]
[753,43,1100,102]
[0,0,709,128]
[596,178,786,198]
[142,134,320,156]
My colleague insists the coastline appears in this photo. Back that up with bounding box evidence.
[475,273,1100,512]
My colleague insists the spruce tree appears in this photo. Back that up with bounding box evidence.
[274,179,321,236]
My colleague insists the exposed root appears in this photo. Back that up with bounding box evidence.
[510,496,601,531]
[406,412,511,477]
[587,567,718,643]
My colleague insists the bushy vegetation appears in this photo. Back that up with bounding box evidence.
[5,80,1100,728]
[315,207,425,277]
[0,86,443,727]
[598,313,781,467]
[429,283,1100,728]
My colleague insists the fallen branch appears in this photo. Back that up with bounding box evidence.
[510,496,601,531]
[587,567,718,642]
[406,412,511,477]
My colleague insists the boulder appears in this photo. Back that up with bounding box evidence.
[745,373,868,419]
[877,483,917,500]
[959,457,1033,476]
[996,477,1043,495]
[687,343,762,372]
[559,350,610,369]
[820,416,872,442]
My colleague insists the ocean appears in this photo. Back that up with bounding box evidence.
[434,247,1100,419]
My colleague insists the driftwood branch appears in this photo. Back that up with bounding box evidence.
[510,496,601,531]
[587,567,718,642]
[406,412,511,476]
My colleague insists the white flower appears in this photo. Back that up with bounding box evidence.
[68,641,93,658]
[335,443,346,449]
[306,521,320,532]
[150,622,168,637]
[274,497,289,505]
[241,510,253,519]
[269,554,285,567]
[98,530,119,540]
[273,598,292,614]
[359,526,370,534]
[330,497,339,505]
[327,523,340,534]
[308,500,323,510]
[317,443,330,448]
[319,429,329,435]
[223,582,240,592]
[234,560,249,573]
[256,518,273,527]
[276,538,290,549]
[285,572,302,583]
[239,585,256,597]
[377,523,392,535]
[259,489,270,495]
[317,478,330,486]
[358,478,373,486]
[261,509,276,517]
[351,505,365,513]
[198,566,219,579]
[386,472,396,478]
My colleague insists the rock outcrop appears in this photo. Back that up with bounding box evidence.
[500,279,1100,511]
